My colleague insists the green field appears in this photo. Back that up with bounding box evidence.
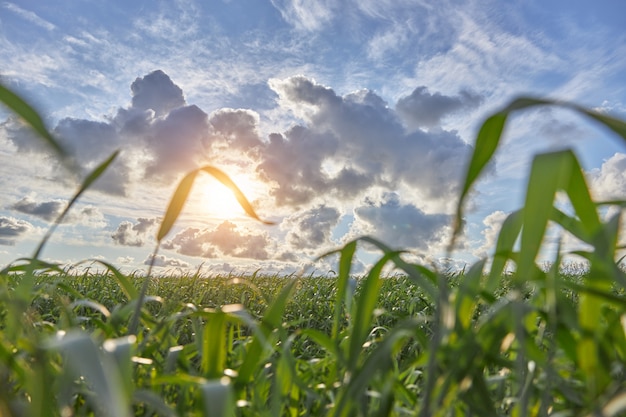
[1,84,626,416]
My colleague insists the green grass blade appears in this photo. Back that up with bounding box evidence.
[330,240,357,342]
[200,378,235,417]
[201,311,228,379]
[453,112,507,244]
[347,251,399,373]
[518,151,572,280]
[236,280,296,384]
[0,82,67,159]
[572,104,626,141]
[359,236,438,301]
[157,170,198,241]
[45,332,132,417]
[452,96,626,250]
[457,259,486,329]
[487,209,523,292]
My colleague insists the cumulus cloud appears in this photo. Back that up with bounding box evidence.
[116,256,135,264]
[2,70,210,195]
[0,216,34,245]
[587,153,626,201]
[144,254,190,268]
[130,70,186,117]
[111,218,157,247]
[163,221,271,260]
[352,192,451,251]
[263,76,473,206]
[2,70,475,263]
[283,205,340,251]
[396,86,484,129]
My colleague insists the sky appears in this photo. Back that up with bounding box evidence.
[0,0,625,275]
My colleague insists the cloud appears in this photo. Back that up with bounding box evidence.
[130,70,186,117]
[4,71,473,215]
[111,218,157,247]
[116,256,135,264]
[3,70,210,194]
[587,152,626,201]
[11,197,64,221]
[283,205,340,251]
[208,108,264,152]
[396,86,484,129]
[473,210,509,259]
[163,221,271,260]
[3,2,56,31]
[0,216,34,245]
[270,0,336,31]
[263,76,473,206]
[144,254,190,268]
[352,192,451,251]
[10,196,106,227]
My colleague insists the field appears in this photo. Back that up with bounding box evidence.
[1,86,626,416]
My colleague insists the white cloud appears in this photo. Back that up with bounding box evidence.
[473,210,509,259]
[3,2,56,31]
[111,218,158,247]
[587,153,626,201]
[270,0,336,31]
[144,253,190,269]
[264,76,473,206]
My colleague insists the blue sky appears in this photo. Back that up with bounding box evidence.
[1,0,625,274]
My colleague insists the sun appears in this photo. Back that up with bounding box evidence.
[199,172,262,220]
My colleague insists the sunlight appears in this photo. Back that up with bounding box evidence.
[200,172,261,220]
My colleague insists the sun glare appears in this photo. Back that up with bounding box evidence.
[200,173,262,220]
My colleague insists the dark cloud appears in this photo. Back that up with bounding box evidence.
[111,218,157,247]
[283,205,340,250]
[10,197,106,226]
[144,254,190,268]
[130,70,185,117]
[11,197,64,221]
[396,86,483,129]
[354,193,451,250]
[0,216,34,245]
[208,108,264,152]
[257,128,339,206]
[1,116,48,154]
[142,104,210,180]
[164,221,271,260]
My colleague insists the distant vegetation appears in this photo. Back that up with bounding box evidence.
[1,83,626,416]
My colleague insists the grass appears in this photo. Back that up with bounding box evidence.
[1,83,626,416]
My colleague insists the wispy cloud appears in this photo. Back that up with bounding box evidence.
[3,2,55,31]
